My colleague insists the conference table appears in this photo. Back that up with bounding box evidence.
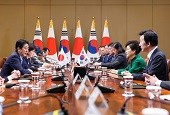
[1,68,170,115]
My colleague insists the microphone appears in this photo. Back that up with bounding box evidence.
[94,75,115,93]
[117,97,131,115]
[46,82,66,93]
[52,67,65,81]
[49,94,68,115]
[5,83,18,88]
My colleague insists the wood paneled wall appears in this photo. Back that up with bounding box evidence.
[0,0,170,58]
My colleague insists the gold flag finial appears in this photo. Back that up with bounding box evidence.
[49,19,53,28]
[77,18,80,28]
[104,19,108,28]
[36,17,40,28]
[92,17,95,29]
[63,17,67,28]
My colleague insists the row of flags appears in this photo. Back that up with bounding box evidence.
[33,17,111,66]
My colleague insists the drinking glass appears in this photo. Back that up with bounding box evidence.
[122,76,134,97]
[146,86,161,100]
[32,74,40,89]
[101,67,108,80]
[17,80,31,103]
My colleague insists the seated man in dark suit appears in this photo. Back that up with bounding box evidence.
[22,43,43,71]
[132,30,169,81]
[94,42,127,69]
[0,39,32,82]
[98,45,111,63]
[144,73,170,91]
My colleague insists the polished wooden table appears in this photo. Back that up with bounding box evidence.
[1,71,170,115]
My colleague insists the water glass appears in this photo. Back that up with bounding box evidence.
[123,76,134,97]
[101,67,108,80]
[146,86,161,100]
[18,80,30,101]
[38,80,46,95]
[32,75,40,89]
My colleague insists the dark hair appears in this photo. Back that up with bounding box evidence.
[125,40,141,55]
[108,42,114,47]
[28,43,36,52]
[42,47,49,52]
[138,29,158,46]
[15,39,29,52]
[99,46,104,48]
[110,42,125,54]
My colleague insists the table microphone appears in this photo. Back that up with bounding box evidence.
[117,97,132,115]
[52,67,65,81]
[5,83,19,88]
[49,94,68,115]
[46,81,66,93]
[94,75,115,93]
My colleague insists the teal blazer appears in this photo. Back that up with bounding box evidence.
[118,54,146,75]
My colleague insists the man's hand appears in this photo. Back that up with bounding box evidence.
[143,73,158,85]
[121,71,132,76]
[110,69,118,74]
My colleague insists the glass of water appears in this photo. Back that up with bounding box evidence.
[146,85,161,100]
[122,76,134,97]
[17,80,31,103]
[101,67,108,80]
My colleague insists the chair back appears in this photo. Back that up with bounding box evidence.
[0,57,6,68]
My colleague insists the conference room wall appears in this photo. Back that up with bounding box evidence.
[0,0,170,59]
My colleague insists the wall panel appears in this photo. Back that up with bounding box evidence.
[127,0,152,4]
[25,5,50,46]
[153,5,170,58]
[25,0,50,5]
[76,0,101,5]
[76,5,101,50]
[127,5,152,41]
[0,5,24,56]
[102,0,126,5]
[51,0,75,5]
[102,5,126,45]
[0,0,24,4]
[153,0,170,4]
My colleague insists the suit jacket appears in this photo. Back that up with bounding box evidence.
[22,57,38,71]
[101,53,127,69]
[160,81,170,90]
[0,52,31,81]
[133,48,169,81]
[118,54,146,74]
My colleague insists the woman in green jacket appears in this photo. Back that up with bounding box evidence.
[110,40,146,75]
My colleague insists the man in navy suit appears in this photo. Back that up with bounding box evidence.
[0,39,32,82]
[132,30,169,81]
